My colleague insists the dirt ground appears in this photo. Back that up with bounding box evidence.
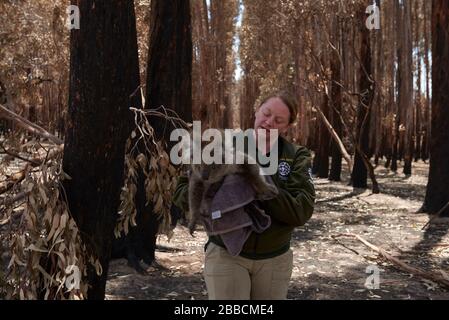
[1,155,448,300]
[105,160,449,300]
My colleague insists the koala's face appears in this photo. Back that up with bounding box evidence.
[191,163,229,183]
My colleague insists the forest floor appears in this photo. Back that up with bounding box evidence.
[105,160,449,300]
[1,156,449,300]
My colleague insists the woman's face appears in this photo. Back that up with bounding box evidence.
[254,97,291,136]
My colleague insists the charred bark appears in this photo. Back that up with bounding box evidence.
[62,0,142,299]
[421,0,449,217]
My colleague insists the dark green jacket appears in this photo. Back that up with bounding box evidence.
[172,136,315,259]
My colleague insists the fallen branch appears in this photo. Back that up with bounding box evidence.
[333,233,449,289]
[0,104,63,145]
[331,235,361,256]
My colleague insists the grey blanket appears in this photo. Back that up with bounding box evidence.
[201,174,275,256]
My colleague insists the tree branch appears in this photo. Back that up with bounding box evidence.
[314,102,353,169]
[0,104,63,145]
[0,142,41,166]
[333,233,449,289]
[0,145,63,197]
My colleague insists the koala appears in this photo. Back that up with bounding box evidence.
[187,158,279,236]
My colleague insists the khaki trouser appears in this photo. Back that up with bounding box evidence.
[203,242,293,300]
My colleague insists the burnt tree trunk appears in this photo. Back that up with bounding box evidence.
[400,0,413,175]
[421,0,449,217]
[312,120,321,175]
[391,0,401,173]
[129,0,192,268]
[240,68,258,130]
[146,0,192,136]
[421,0,431,162]
[352,3,374,189]
[62,0,142,300]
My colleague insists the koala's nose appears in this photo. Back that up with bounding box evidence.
[201,170,210,181]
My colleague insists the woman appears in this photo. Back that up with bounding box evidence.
[172,91,315,300]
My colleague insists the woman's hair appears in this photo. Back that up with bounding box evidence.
[258,90,298,124]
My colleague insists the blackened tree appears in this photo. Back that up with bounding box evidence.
[62,0,142,299]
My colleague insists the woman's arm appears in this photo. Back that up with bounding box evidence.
[261,147,316,227]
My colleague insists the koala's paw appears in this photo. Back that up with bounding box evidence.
[188,222,197,237]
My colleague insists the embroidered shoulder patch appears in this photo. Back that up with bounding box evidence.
[278,161,291,179]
